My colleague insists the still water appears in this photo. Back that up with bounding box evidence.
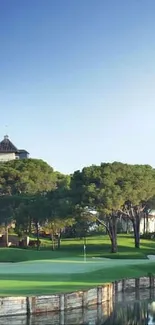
[1,289,155,325]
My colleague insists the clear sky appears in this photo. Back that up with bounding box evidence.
[0,0,155,174]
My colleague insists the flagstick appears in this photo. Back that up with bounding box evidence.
[83,237,87,262]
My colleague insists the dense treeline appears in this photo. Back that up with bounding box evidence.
[0,159,155,253]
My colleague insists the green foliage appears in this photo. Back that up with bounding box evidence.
[43,179,74,248]
[0,159,57,195]
[1,159,155,253]
[71,162,155,251]
[0,195,21,225]
[71,162,155,212]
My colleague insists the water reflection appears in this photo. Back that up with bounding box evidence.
[0,290,155,325]
[104,290,155,325]
[105,301,148,324]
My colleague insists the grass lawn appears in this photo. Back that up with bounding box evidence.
[1,233,155,262]
[0,234,155,296]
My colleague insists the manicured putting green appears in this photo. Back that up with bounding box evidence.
[0,257,154,275]
[0,257,155,296]
[0,233,155,295]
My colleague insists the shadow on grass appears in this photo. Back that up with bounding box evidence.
[1,235,155,263]
[0,246,149,262]
[140,242,155,249]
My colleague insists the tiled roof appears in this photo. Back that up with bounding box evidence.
[0,135,18,153]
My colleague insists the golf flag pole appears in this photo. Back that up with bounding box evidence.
[84,244,86,262]
[83,237,86,262]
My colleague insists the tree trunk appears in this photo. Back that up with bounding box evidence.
[57,231,61,249]
[109,216,118,253]
[134,232,140,248]
[36,222,40,251]
[133,217,140,248]
[143,215,145,234]
[28,217,32,234]
[51,233,55,250]
[110,235,117,253]
[97,215,118,253]
[126,219,129,234]
[146,215,149,233]
[5,225,9,247]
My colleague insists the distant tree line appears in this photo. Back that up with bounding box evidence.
[0,159,155,252]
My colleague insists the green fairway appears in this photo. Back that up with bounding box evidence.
[0,235,155,296]
[0,258,155,296]
[1,234,155,262]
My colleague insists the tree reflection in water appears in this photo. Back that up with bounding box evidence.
[148,302,155,325]
[104,300,155,325]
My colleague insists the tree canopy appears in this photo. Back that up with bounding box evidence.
[0,159,58,195]
[70,162,155,251]
[1,159,155,252]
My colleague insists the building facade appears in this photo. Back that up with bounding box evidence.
[0,135,29,162]
[121,210,155,234]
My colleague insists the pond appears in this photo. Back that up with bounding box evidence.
[0,289,155,325]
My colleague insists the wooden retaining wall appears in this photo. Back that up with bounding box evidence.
[0,275,154,317]
[0,297,27,317]
[0,302,114,325]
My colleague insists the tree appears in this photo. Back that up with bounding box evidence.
[13,176,73,250]
[0,159,58,195]
[107,300,147,325]
[0,195,21,246]
[71,163,125,253]
[43,217,73,250]
[72,205,96,239]
[0,160,68,246]
[119,164,155,248]
[71,162,155,252]
[15,194,49,249]
[29,195,50,249]
[14,201,31,239]
[45,178,74,249]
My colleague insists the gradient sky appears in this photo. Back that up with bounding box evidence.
[0,0,155,174]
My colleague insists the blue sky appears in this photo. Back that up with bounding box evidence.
[0,0,155,174]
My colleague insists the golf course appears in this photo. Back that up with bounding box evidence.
[1,234,155,296]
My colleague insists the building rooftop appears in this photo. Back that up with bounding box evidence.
[0,135,29,155]
[0,135,18,153]
[18,149,29,154]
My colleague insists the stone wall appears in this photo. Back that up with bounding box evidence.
[0,275,155,317]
